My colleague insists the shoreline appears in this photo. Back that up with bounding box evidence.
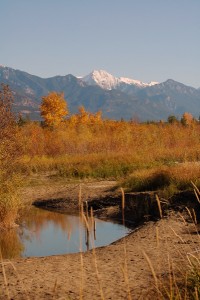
[1,180,199,299]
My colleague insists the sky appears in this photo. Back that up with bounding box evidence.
[1,0,200,88]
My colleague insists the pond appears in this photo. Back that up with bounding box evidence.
[0,206,131,259]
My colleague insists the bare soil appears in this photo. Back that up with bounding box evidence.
[0,178,199,299]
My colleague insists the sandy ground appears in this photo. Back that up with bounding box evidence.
[0,180,200,300]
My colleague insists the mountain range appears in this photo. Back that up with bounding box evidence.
[0,65,200,121]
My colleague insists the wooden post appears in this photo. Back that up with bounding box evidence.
[93,220,96,241]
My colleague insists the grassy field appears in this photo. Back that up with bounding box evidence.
[16,120,200,195]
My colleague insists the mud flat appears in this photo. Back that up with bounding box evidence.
[0,180,199,299]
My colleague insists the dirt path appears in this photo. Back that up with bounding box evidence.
[0,180,199,299]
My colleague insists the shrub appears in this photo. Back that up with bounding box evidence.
[0,84,22,229]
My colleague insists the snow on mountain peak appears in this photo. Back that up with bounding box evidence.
[81,70,159,90]
[82,70,119,90]
[119,77,159,87]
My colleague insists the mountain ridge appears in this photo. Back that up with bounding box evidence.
[0,65,200,121]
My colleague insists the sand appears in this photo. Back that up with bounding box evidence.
[0,180,199,300]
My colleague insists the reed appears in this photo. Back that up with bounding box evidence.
[0,248,10,300]
[144,186,200,299]
[81,211,105,300]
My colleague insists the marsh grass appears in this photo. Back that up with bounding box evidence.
[2,180,200,299]
[122,163,200,198]
[185,183,200,299]
[143,184,200,300]
[79,190,105,300]
[17,153,136,179]
[16,121,200,182]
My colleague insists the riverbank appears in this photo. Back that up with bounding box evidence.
[1,179,200,299]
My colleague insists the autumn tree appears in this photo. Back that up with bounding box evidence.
[0,84,21,173]
[40,92,68,127]
[0,84,22,229]
[68,105,102,126]
[181,112,194,126]
[167,115,179,124]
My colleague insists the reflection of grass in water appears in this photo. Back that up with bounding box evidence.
[0,175,22,229]
[19,205,110,252]
[19,206,75,236]
[0,206,80,259]
[0,229,24,259]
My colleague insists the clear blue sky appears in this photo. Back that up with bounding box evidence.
[1,0,200,87]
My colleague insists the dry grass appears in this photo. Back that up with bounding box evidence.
[15,121,200,180]
[141,184,200,300]
[122,162,200,198]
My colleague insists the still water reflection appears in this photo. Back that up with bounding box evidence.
[0,206,131,259]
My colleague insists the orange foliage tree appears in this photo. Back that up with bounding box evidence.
[0,84,22,229]
[40,92,68,127]
[181,112,194,126]
[0,84,21,174]
[68,105,102,126]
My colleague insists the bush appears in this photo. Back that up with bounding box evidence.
[122,169,171,192]
[0,84,22,229]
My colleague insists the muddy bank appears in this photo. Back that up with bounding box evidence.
[1,180,200,300]
[32,188,162,228]
[32,181,200,228]
[1,211,199,299]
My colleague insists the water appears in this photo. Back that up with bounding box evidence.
[0,206,131,259]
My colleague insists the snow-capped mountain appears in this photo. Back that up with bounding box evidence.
[81,69,159,90]
[81,70,118,90]
[0,65,200,121]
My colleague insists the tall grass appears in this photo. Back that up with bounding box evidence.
[18,153,136,179]
[141,183,200,300]
[121,162,200,198]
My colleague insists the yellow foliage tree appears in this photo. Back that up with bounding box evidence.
[40,92,68,127]
[0,84,22,229]
[181,112,194,126]
[68,105,102,126]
